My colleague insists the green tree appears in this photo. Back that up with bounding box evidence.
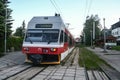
[22,20,25,37]
[0,0,13,38]
[14,20,26,38]
[83,15,101,45]
[14,27,23,37]
[0,0,13,53]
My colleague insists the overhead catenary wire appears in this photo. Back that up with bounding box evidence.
[52,0,63,14]
[84,0,93,20]
[50,0,60,14]
[49,0,67,27]
[86,0,92,16]
[84,0,88,19]
[50,0,62,15]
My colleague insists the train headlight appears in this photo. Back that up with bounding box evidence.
[50,48,57,52]
[23,47,29,51]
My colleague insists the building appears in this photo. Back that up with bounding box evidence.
[75,37,80,43]
[95,26,117,48]
[111,19,120,45]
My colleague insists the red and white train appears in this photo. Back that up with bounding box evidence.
[22,14,75,64]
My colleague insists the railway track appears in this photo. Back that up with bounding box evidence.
[0,47,115,80]
[80,47,120,80]
[98,63,120,80]
[6,66,48,80]
[79,47,111,80]
[0,64,31,80]
[62,48,78,66]
[87,70,110,80]
[0,47,85,80]
[86,62,120,80]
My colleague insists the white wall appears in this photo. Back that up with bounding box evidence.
[112,27,120,37]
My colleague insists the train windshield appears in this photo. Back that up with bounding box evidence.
[25,29,59,43]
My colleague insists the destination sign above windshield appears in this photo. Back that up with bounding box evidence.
[35,24,53,28]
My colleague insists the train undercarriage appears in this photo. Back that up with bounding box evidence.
[25,54,61,65]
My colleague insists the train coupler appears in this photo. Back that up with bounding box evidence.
[28,54,43,65]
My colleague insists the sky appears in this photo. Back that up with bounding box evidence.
[9,0,120,38]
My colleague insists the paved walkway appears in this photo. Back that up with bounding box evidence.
[87,47,120,73]
[0,51,25,69]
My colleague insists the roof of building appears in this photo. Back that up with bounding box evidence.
[111,21,120,30]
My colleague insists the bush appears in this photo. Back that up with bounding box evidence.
[0,36,23,55]
[0,39,4,53]
[7,36,23,51]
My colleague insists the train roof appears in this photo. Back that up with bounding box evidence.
[26,15,75,39]
[29,16,63,23]
[27,15,65,29]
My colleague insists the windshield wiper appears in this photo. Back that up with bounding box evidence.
[47,40,51,44]
[28,37,33,44]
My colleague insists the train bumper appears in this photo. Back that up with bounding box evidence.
[25,54,61,64]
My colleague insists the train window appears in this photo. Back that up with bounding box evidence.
[69,37,73,47]
[64,32,68,42]
[25,33,43,42]
[25,29,59,43]
[60,31,63,43]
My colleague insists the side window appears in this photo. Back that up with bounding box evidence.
[60,31,63,43]
[69,37,73,47]
[64,32,68,42]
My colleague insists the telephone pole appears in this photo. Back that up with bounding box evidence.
[93,21,95,48]
[103,18,107,52]
[5,0,7,54]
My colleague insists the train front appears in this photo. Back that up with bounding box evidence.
[22,29,62,64]
[22,16,64,65]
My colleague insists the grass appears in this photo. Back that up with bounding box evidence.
[111,46,120,51]
[75,43,85,47]
[78,46,108,70]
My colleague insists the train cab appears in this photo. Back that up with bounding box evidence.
[22,14,74,65]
